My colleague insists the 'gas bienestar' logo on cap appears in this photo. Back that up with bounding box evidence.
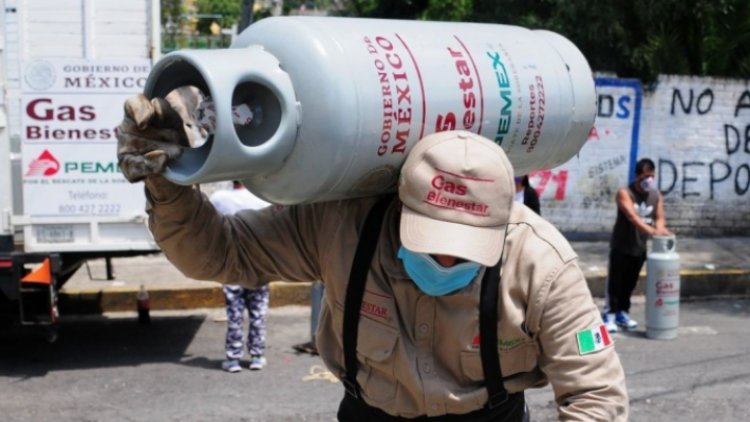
[424,168,493,216]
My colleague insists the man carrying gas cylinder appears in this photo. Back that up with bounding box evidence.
[117,95,628,421]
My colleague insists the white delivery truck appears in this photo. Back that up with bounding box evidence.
[0,0,160,334]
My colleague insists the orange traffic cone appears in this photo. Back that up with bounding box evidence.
[21,258,52,285]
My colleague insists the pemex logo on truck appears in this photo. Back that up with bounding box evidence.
[26,150,119,177]
[26,150,60,176]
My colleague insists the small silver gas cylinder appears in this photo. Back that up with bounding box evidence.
[144,16,596,204]
[645,235,681,340]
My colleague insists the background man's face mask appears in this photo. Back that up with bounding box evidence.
[397,246,481,296]
[639,176,656,191]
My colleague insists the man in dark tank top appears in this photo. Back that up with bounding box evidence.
[603,158,671,333]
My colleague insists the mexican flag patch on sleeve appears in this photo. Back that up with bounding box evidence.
[577,324,613,355]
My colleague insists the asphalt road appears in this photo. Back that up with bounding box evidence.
[2,298,750,421]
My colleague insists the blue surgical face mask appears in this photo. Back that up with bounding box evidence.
[397,246,482,296]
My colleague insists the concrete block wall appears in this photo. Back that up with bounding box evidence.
[535,75,750,236]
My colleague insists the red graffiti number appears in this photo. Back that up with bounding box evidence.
[531,170,568,200]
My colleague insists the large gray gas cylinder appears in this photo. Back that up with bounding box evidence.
[144,16,596,204]
[645,235,681,340]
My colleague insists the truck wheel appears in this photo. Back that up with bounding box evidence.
[45,327,59,343]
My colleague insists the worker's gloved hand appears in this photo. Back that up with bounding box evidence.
[117,94,191,183]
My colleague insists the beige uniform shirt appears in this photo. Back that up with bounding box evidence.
[145,180,628,420]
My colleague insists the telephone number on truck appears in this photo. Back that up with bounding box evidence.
[58,203,121,215]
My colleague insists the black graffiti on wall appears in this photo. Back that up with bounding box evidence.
[671,88,714,115]
[662,87,750,199]
[658,158,750,200]
[671,88,750,116]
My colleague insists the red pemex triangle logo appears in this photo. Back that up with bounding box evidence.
[26,149,60,176]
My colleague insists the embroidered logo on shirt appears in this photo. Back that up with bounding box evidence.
[361,300,389,320]
[360,289,393,322]
[470,335,524,350]
[498,338,523,350]
[577,324,613,355]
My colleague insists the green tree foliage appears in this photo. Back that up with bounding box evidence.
[339,0,428,19]
[161,0,185,27]
[421,0,472,21]
[335,0,750,81]
[282,0,311,15]
[705,0,750,77]
[534,0,750,81]
[286,0,348,16]
[196,0,242,34]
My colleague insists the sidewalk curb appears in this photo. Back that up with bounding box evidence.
[59,281,315,314]
[584,269,750,297]
[59,270,750,314]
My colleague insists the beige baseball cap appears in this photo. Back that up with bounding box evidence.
[398,131,515,266]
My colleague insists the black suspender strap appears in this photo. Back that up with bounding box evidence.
[479,230,509,409]
[342,195,393,399]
